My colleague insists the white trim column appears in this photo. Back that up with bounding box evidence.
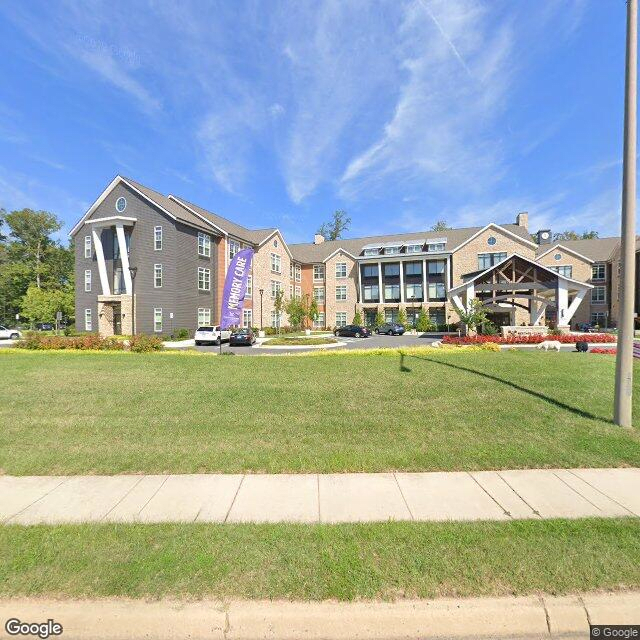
[466,283,475,311]
[115,223,132,295]
[91,227,110,295]
[557,280,569,324]
[378,261,383,303]
[422,259,427,303]
[565,288,586,324]
[357,263,362,304]
[446,255,451,290]
[399,261,404,303]
[531,300,547,326]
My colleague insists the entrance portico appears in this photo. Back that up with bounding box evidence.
[447,254,593,331]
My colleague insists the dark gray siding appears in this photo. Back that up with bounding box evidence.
[74,229,99,332]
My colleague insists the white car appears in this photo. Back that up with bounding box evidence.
[0,325,21,340]
[194,325,231,346]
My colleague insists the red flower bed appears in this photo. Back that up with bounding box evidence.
[442,333,617,345]
[590,347,617,355]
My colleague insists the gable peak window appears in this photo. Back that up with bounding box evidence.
[335,262,347,278]
[115,197,127,213]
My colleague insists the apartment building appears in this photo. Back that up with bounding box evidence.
[71,176,636,335]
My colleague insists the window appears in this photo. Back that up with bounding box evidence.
[383,263,400,277]
[84,236,91,258]
[427,260,446,275]
[270,253,282,273]
[198,308,211,325]
[487,236,497,246]
[554,253,562,261]
[113,230,131,259]
[154,308,163,333]
[592,264,606,280]
[246,275,252,297]
[384,284,400,301]
[295,285,301,298]
[427,242,446,252]
[113,267,124,294]
[314,312,325,329]
[295,264,301,282]
[198,267,210,291]
[478,252,507,270]
[335,312,347,327]
[154,264,163,288]
[115,196,127,212]
[84,308,92,331]
[270,280,282,299]
[592,286,606,304]
[290,263,294,279]
[429,308,446,326]
[552,265,573,278]
[406,283,423,300]
[154,226,162,251]
[335,285,347,301]
[362,265,378,278]
[363,248,380,256]
[384,246,400,255]
[271,309,282,328]
[313,264,325,281]
[428,282,446,300]
[84,269,91,292]
[591,312,607,326]
[242,309,252,328]
[198,232,211,257]
[313,287,325,303]
[335,262,347,278]
[384,309,398,323]
[363,285,379,302]
[405,262,422,276]
[406,244,422,254]
[229,239,241,260]
[289,285,294,298]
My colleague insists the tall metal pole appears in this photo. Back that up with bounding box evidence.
[614,0,637,428]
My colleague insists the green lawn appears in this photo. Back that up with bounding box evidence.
[1,519,639,600]
[1,349,639,475]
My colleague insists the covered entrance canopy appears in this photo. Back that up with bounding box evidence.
[447,253,593,327]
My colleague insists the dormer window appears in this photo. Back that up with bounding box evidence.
[383,244,401,255]
[405,244,422,254]
[427,242,446,252]
[363,247,380,256]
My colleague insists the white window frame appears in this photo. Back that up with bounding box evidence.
[154,264,163,288]
[270,252,282,274]
[363,248,380,256]
[289,284,294,298]
[198,267,211,291]
[591,311,607,325]
[335,262,347,278]
[198,232,211,257]
[229,239,241,261]
[427,243,446,252]
[406,244,422,254]
[295,285,301,298]
[154,226,163,251]
[553,265,573,278]
[84,308,92,331]
[289,263,294,279]
[314,312,325,328]
[335,312,347,327]
[246,274,252,297]
[428,282,446,300]
[295,264,301,282]
[84,236,92,258]
[335,285,347,301]
[313,264,325,281]
[363,284,379,302]
[428,260,446,275]
[384,284,400,301]
[592,285,606,304]
[154,308,163,333]
[198,308,211,326]
[271,280,281,299]
[84,269,91,292]
[592,263,606,281]
[406,283,423,300]
[313,286,325,303]
[242,309,252,328]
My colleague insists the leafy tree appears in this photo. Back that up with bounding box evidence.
[430,220,450,232]
[397,307,409,330]
[454,298,490,334]
[20,285,74,325]
[374,311,385,328]
[352,311,362,326]
[273,289,286,334]
[285,296,306,329]
[307,296,319,328]
[553,230,599,241]
[317,210,351,241]
[415,307,435,332]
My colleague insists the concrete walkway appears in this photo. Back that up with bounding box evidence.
[1,591,638,639]
[2,468,639,525]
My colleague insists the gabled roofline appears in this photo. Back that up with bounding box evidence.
[449,223,538,253]
[321,247,359,263]
[536,243,595,264]
[258,229,294,260]
[167,195,228,236]
[448,252,594,296]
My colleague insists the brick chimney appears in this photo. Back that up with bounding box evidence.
[314,234,325,244]
[515,212,528,230]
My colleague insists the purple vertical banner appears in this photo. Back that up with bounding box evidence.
[220,247,254,329]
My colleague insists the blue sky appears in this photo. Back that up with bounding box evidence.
[0,0,630,244]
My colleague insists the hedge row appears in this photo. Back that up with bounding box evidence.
[16,333,164,352]
[442,333,617,345]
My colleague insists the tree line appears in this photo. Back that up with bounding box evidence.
[0,209,74,327]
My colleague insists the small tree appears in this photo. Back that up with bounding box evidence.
[307,296,319,329]
[454,299,489,335]
[274,289,286,334]
[374,311,385,329]
[285,296,306,329]
[352,310,362,326]
[20,285,74,326]
[396,307,408,330]
[415,307,434,333]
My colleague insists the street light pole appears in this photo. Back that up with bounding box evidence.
[615,0,637,428]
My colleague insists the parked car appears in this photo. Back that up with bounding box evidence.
[576,322,597,333]
[229,327,256,346]
[0,325,21,340]
[194,325,231,345]
[35,322,54,331]
[375,322,406,336]
[334,324,371,338]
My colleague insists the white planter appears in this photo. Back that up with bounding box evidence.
[258,330,266,338]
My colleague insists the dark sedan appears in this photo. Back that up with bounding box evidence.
[229,328,257,346]
[375,322,406,335]
[334,324,371,338]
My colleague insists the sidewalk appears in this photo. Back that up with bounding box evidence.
[2,468,639,525]
[1,591,638,639]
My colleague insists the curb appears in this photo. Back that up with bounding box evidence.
[1,592,637,639]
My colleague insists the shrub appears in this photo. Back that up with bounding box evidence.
[591,347,617,355]
[128,334,164,353]
[16,333,125,351]
[478,341,501,352]
[374,312,385,329]
[442,333,616,345]
[415,308,435,333]
[352,311,363,326]
[171,327,190,340]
